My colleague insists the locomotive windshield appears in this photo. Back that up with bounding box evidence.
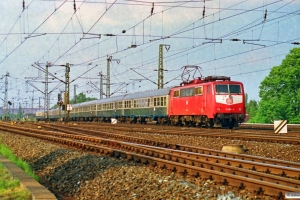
[215,84,241,94]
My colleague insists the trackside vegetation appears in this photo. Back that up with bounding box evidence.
[246,47,300,123]
[0,139,39,199]
[0,162,31,200]
[0,141,39,181]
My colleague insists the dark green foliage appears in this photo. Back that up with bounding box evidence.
[70,92,97,104]
[246,99,258,122]
[17,106,23,119]
[52,92,97,109]
[252,47,300,123]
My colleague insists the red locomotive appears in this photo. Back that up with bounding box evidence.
[168,75,246,128]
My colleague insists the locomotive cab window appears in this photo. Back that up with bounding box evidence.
[216,84,242,94]
[229,84,242,94]
[216,84,228,94]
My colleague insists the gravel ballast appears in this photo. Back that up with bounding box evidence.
[0,130,298,200]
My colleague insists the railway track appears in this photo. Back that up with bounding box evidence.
[0,122,300,199]
[34,122,300,145]
[240,123,300,132]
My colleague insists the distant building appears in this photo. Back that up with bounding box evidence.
[0,106,41,116]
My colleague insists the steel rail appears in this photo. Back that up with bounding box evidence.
[31,125,300,180]
[0,124,300,198]
[40,123,300,169]
[47,122,300,144]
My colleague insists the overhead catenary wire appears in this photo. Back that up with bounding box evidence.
[1,0,299,104]
[0,0,69,65]
[43,0,289,68]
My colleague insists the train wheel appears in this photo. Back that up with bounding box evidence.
[206,119,214,128]
[228,119,236,129]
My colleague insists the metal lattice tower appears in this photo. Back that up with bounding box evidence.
[158,44,170,89]
[99,72,104,99]
[74,84,78,103]
[44,64,49,120]
[106,58,111,98]
[4,72,9,112]
[158,45,164,89]
[65,63,70,121]
[106,57,120,98]
[31,90,34,114]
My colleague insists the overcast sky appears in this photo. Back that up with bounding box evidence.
[0,0,299,109]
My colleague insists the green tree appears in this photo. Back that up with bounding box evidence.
[52,92,97,109]
[70,92,97,104]
[252,47,300,123]
[246,99,259,122]
[17,105,23,119]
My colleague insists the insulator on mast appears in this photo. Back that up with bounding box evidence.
[151,3,154,15]
[74,0,76,12]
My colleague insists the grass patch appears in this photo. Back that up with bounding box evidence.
[0,138,40,199]
[0,140,39,181]
[0,163,31,200]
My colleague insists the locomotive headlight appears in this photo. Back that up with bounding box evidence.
[217,108,221,111]
[239,108,242,111]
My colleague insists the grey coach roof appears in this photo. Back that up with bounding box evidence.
[123,87,172,100]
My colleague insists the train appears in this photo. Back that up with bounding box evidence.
[36,76,246,128]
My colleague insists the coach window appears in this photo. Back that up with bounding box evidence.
[134,100,137,108]
[117,102,120,109]
[163,97,166,106]
[154,98,157,106]
[127,101,132,108]
[147,99,150,107]
[195,87,203,95]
